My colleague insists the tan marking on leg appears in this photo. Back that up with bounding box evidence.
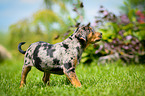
[20,66,31,88]
[64,71,81,87]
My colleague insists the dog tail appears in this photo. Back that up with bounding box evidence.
[18,42,26,54]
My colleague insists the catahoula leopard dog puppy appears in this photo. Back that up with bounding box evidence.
[18,26,102,87]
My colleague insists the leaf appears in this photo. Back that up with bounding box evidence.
[81,57,89,63]
[82,52,89,57]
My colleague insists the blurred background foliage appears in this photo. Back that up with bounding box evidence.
[82,0,145,64]
[0,0,145,64]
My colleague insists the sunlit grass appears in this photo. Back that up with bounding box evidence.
[0,59,145,96]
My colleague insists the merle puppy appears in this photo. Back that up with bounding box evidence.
[18,26,102,87]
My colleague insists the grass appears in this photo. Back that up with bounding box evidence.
[0,58,145,96]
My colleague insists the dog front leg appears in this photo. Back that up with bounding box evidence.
[64,70,81,87]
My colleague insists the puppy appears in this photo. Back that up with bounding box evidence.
[18,26,102,87]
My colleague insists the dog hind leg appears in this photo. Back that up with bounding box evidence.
[20,65,31,88]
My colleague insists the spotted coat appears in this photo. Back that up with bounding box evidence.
[18,26,102,87]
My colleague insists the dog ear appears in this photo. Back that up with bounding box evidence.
[86,22,90,27]
[75,27,87,42]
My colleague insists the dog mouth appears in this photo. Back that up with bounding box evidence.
[98,34,102,38]
[91,34,102,44]
[95,39,101,42]
[95,36,102,42]
[91,38,101,44]
[95,38,101,42]
[96,34,102,41]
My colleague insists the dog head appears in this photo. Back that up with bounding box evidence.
[75,26,102,46]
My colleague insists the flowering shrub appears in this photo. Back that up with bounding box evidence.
[93,6,145,63]
[55,2,145,64]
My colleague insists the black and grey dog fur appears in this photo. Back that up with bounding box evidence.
[18,26,102,87]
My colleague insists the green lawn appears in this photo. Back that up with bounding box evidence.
[0,59,145,96]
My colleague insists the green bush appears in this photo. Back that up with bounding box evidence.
[81,5,145,64]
